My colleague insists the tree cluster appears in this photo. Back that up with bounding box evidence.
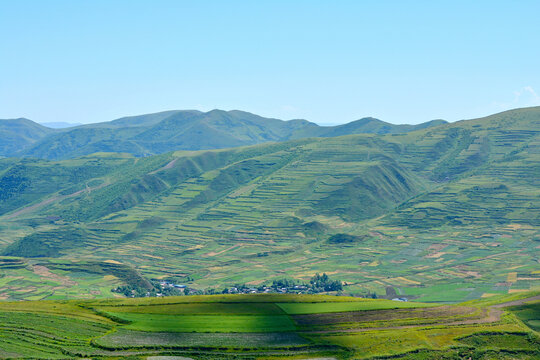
[309,273,343,292]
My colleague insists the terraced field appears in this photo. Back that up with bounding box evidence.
[0,293,538,359]
[0,107,539,301]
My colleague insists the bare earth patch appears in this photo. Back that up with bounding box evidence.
[32,265,77,286]
[97,330,310,348]
[293,306,477,326]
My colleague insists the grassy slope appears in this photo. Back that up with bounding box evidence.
[0,107,538,302]
[0,118,55,157]
[0,293,537,359]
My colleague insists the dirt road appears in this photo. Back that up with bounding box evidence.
[3,180,109,220]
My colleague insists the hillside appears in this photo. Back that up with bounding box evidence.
[0,106,538,302]
[10,110,447,159]
[0,118,56,157]
[0,292,538,359]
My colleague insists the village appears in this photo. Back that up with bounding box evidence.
[113,273,345,298]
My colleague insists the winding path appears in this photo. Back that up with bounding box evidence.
[3,180,110,220]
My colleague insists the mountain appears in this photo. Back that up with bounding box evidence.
[0,106,538,302]
[306,118,449,138]
[9,110,447,160]
[0,118,56,157]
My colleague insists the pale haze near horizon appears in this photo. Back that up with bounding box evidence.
[1,1,539,126]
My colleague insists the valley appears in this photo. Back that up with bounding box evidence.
[3,2,539,358]
[0,107,538,302]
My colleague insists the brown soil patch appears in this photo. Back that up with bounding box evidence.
[425,251,446,259]
[141,254,164,260]
[245,279,265,285]
[149,158,179,174]
[427,244,447,251]
[507,272,518,283]
[294,306,476,326]
[390,259,407,264]
[464,271,481,279]
[104,259,123,264]
[32,265,77,286]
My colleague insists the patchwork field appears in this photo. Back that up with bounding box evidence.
[0,108,539,303]
[0,292,538,359]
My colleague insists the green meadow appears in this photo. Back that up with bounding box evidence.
[104,313,297,333]
[98,302,286,315]
[276,299,434,314]
[0,292,538,359]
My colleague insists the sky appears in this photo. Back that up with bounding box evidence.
[1,1,539,125]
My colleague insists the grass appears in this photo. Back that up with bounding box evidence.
[103,313,297,333]
[509,301,540,331]
[459,332,540,350]
[0,292,538,359]
[97,302,286,315]
[277,299,435,314]
[89,293,380,305]
[309,324,528,358]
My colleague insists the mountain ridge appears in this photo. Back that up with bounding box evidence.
[0,118,57,157]
[1,109,448,160]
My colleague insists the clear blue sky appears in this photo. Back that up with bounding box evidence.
[1,1,539,125]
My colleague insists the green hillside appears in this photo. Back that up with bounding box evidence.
[13,110,447,159]
[0,107,538,302]
[0,292,538,359]
[0,118,56,157]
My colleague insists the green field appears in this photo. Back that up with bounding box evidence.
[104,313,297,333]
[98,302,286,315]
[0,293,538,359]
[511,302,540,332]
[276,299,434,314]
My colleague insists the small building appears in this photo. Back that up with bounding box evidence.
[392,297,408,302]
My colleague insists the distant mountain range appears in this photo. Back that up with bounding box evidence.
[0,110,447,159]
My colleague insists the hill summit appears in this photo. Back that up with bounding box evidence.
[1,110,447,159]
